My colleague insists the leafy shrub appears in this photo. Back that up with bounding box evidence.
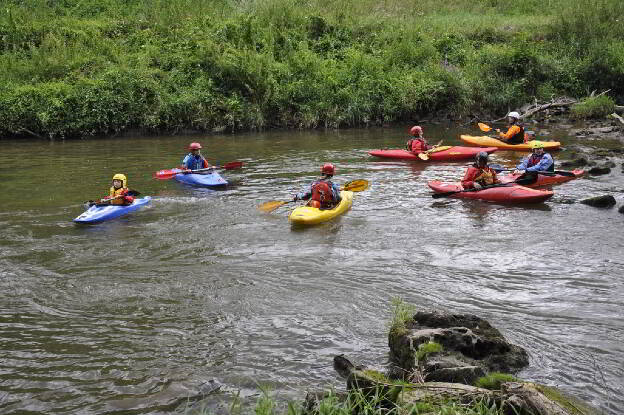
[570,95,616,119]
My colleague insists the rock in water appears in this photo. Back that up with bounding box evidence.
[579,195,616,208]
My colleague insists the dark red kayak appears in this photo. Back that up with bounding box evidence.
[369,146,497,161]
[428,180,554,204]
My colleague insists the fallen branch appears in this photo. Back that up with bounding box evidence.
[610,112,624,126]
[521,97,578,119]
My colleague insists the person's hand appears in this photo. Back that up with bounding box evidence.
[473,183,482,190]
[513,169,523,175]
[495,128,500,133]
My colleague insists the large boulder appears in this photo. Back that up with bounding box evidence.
[389,312,528,384]
[579,195,616,208]
[588,166,611,175]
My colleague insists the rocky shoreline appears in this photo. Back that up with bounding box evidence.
[303,308,603,415]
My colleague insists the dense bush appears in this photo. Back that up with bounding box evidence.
[0,0,622,138]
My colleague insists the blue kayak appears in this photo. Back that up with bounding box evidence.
[74,197,151,224]
[174,171,228,187]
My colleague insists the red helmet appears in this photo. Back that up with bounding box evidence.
[188,142,202,150]
[321,163,335,176]
[410,126,423,136]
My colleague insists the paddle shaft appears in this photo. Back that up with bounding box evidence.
[489,164,576,177]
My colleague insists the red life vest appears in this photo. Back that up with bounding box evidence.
[310,181,332,207]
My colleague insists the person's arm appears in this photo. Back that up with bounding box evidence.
[202,157,211,168]
[332,183,342,202]
[499,125,521,141]
[526,153,553,172]
[515,157,529,171]
[294,185,312,201]
[461,167,478,189]
[181,154,191,169]
[491,168,499,184]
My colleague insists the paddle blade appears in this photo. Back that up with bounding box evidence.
[342,179,369,192]
[222,161,243,170]
[418,152,429,161]
[153,168,183,180]
[478,122,493,132]
[257,200,289,213]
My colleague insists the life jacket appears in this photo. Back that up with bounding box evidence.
[108,187,133,205]
[406,138,427,153]
[310,181,333,208]
[527,153,555,172]
[473,166,496,185]
[182,153,208,170]
[508,124,525,144]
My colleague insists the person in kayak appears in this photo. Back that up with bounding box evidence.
[495,111,525,144]
[86,174,135,207]
[461,151,499,190]
[406,125,436,154]
[514,140,554,173]
[181,142,211,171]
[293,163,342,209]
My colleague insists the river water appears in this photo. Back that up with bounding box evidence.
[0,126,623,414]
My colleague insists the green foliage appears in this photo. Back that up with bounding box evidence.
[415,341,443,362]
[389,298,415,337]
[570,95,616,120]
[1,0,623,138]
[475,372,517,390]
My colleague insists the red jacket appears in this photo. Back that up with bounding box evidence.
[461,165,498,189]
[406,138,431,153]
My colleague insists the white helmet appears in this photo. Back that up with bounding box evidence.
[507,111,521,120]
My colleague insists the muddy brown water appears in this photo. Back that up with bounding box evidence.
[0,125,623,414]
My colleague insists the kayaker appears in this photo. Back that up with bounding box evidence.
[461,151,499,190]
[496,111,525,144]
[86,174,135,207]
[181,142,211,172]
[514,140,554,173]
[293,163,342,209]
[406,125,435,154]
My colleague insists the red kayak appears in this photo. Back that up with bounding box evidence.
[428,180,554,204]
[369,146,497,161]
[498,170,584,188]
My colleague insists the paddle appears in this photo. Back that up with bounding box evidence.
[478,122,496,133]
[153,161,243,180]
[417,140,444,161]
[431,176,537,199]
[489,164,576,177]
[84,190,141,207]
[257,179,370,213]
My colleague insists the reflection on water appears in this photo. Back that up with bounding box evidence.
[0,125,623,414]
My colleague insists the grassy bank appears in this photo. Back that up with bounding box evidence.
[1,0,623,138]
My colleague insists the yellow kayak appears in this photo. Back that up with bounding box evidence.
[460,135,561,151]
[288,191,353,225]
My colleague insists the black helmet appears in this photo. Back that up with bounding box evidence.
[476,151,489,165]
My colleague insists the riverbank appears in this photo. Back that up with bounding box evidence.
[1,0,623,139]
[184,302,605,415]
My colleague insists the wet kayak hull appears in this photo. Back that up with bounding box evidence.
[460,135,561,151]
[499,170,584,187]
[369,146,497,161]
[74,197,152,223]
[428,181,553,204]
[174,171,227,187]
[288,191,353,225]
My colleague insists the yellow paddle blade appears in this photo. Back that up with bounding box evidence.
[478,122,492,132]
[427,145,452,154]
[257,200,288,213]
[418,152,429,160]
[342,179,369,192]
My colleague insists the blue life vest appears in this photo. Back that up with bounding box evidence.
[182,153,207,170]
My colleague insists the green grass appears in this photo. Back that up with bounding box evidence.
[415,341,443,362]
[474,373,517,390]
[1,0,623,138]
[570,95,616,119]
[389,298,416,337]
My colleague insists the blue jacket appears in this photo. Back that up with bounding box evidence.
[296,178,341,203]
[516,153,554,172]
[181,153,208,170]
